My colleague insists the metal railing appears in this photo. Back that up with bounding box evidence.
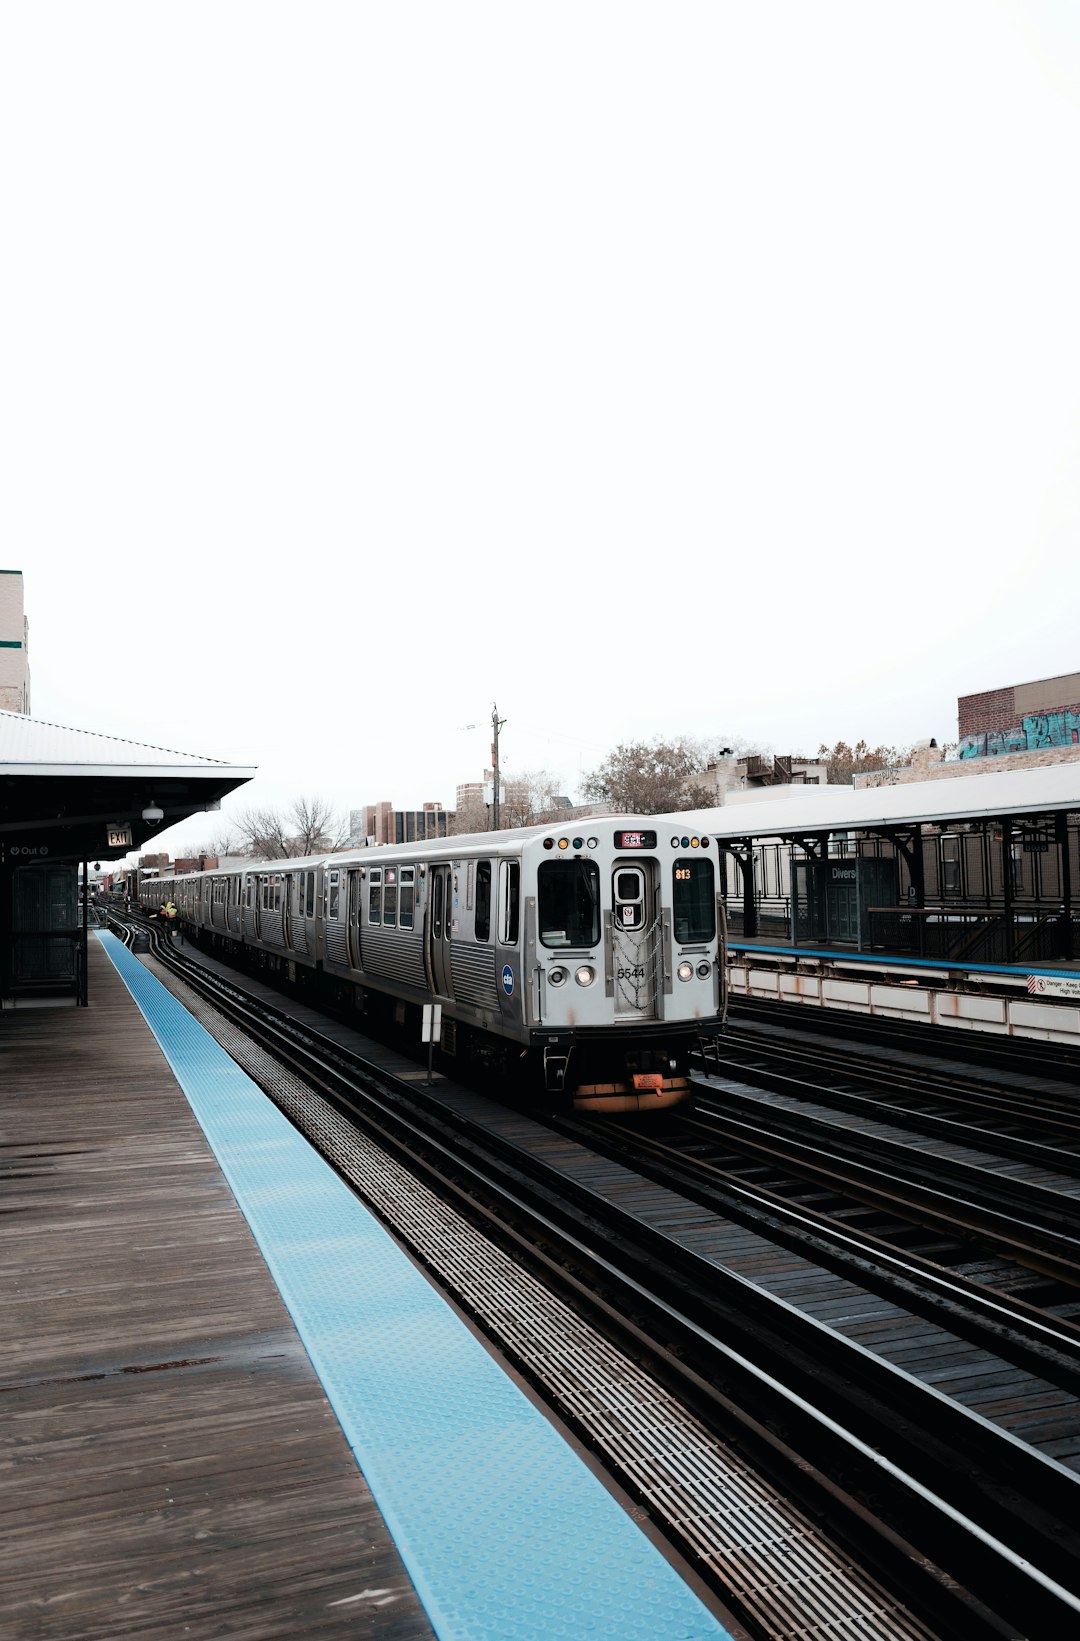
[866,908,1076,964]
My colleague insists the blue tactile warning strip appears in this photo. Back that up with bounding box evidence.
[98,933,734,1641]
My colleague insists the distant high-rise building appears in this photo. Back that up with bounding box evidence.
[0,570,31,713]
[351,801,453,846]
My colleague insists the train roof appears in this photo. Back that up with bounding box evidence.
[154,816,706,879]
[672,762,1080,840]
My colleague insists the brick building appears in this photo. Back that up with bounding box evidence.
[855,672,1080,787]
[958,672,1080,763]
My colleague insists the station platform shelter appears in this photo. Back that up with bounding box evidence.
[673,765,1080,1046]
[677,762,1080,968]
[0,710,254,1006]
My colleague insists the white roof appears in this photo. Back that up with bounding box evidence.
[0,709,255,779]
[671,762,1080,839]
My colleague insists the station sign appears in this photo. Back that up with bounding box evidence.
[1026,974,1080,1000]
[107,825,133,848]
[421,1003,443,1042]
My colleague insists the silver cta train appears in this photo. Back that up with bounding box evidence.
[143,816,728,1113]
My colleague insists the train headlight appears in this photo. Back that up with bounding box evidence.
[548,966,568,987]
[696,960,712,979]
[677,961,694,982]
[574,965,595,987]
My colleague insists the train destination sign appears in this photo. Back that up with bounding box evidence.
[614,830,657,850]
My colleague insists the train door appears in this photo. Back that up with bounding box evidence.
[347,869,362,970]
[426,863,455,999]
[612,861,660,1020]
[282,873,294,951]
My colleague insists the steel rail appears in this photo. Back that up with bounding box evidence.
[683,1094,1080,1287]
[691,1068,1080,1238]
[728,994,1080,1080]
[125,922,1080,1635]
[558,1114,1080,1385]
[715,1027,1080,1154]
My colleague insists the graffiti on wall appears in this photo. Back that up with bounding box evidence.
[959,708,1080,759]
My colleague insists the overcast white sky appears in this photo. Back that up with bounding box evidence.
[3,2,1079,852]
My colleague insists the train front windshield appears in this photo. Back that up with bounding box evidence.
[538,860,601,948]
[673,857,715,943]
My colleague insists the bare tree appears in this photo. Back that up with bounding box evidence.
[234,806,293,858]
[233,795,347,858]
[450,769,576,834]
[816,739,913,785]
[449,792,492,835]
[288,795,348,854]
[501,769,568,827]
[171,823,242,861]
[581,738,717,815]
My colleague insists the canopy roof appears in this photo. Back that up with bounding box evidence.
[0,711,255,861]
[673,763,1080,841]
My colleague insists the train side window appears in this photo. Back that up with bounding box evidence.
[328,871,340,919]
[306,872,316,917]
[498,861,519,944]
[399,868,415,929]
[672,858,715,943]
[475,861,491,942]
[941,835,960,893]
[383,867,398,927]
[368,869,382,924]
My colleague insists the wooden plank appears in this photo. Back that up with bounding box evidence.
[0,943,435,1640]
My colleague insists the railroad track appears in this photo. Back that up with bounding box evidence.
[728,993,1080,1083]
[704,1020,1080,1157]
[115,919,1080,1638]
[659,1093,1080,1307]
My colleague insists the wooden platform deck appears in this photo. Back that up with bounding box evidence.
[0,940,434,1641]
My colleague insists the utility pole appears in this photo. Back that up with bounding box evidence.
[491,703,507,830]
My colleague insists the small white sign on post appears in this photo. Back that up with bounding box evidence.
[422,1002,442,1086]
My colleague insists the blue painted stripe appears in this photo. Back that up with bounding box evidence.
[97,932,733,1641]
[730,941,1072,979]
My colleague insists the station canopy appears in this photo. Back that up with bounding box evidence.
[0,710,256,863]
[672,763,1080,842]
